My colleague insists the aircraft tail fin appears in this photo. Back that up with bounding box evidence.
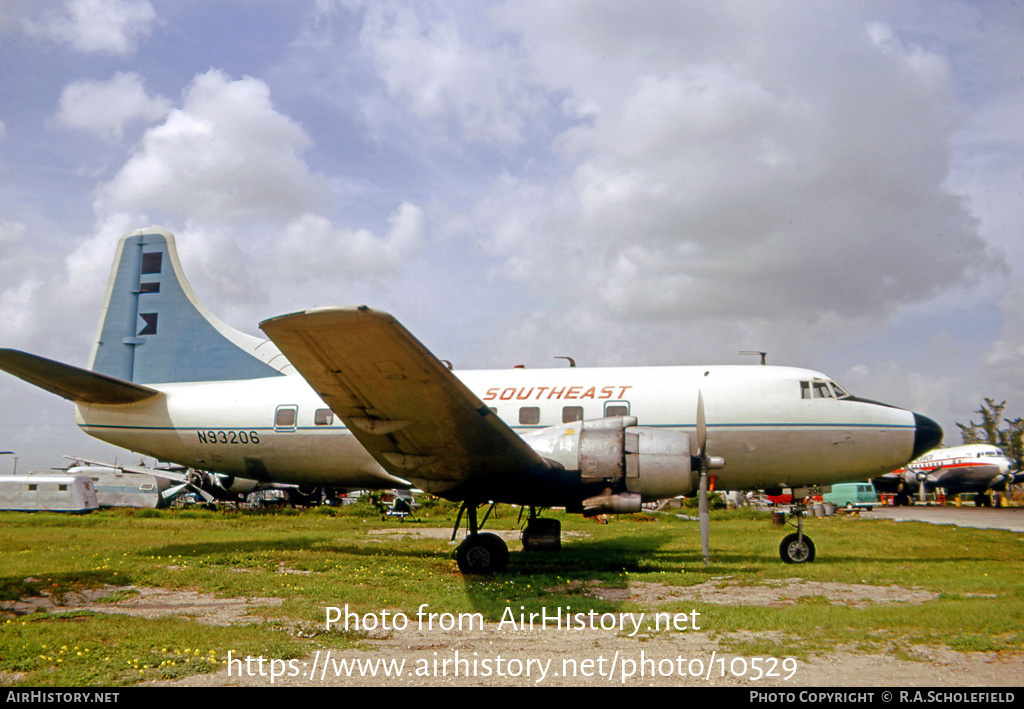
[0,349,159,404]
[88,227,289,384]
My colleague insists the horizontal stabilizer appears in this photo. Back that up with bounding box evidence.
[0,349,160,405]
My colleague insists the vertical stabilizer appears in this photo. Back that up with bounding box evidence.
[88,227,287,384]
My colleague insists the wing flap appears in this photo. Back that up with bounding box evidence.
[260,307,549,490]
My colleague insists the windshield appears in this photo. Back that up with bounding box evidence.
[800,379,852,400]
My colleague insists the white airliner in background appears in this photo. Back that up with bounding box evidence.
[0,227,943,571]
[872,443,1018,506]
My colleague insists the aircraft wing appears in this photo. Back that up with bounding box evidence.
[260,307,551,495]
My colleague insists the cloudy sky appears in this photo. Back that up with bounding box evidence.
[0,0,1022,472]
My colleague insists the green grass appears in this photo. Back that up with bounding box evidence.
[1,501,1022,685]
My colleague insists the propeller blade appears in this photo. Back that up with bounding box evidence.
[696,390,710,567]
[193,485,217,503]
[699,465,710,567]
[696,391,707,458]
[162,483,189,500]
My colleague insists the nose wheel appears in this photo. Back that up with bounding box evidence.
[778,503,815,564]
[780,532,815,563]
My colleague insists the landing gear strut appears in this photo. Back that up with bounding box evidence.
[452,500,509,574]
[778,503,816,564]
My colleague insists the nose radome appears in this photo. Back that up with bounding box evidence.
[912,413,943,459]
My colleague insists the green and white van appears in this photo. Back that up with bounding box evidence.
[823,482,877,511]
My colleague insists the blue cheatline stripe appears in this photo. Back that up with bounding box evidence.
[511,423,915,431]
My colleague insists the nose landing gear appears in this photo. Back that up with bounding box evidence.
[778,501,816,564]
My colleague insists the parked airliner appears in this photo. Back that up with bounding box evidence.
[0,227,943,571]
[873,443,1018,506]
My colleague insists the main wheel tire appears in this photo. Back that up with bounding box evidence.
[780,533,816,564]
[456,533,509,574]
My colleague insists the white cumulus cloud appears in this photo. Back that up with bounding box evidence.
[278,202,425,278]
[54,72,170,140]
[97,70,331,223]
[23,0,157,56]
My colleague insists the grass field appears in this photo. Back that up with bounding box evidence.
[2,500,1022,686]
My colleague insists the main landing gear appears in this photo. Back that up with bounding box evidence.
[452,500,508,574]
[777,503,815,564]
[452,502,562,573]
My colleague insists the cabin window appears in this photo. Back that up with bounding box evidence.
[519,407,540,425]
[562,406,584,423]
[141,252,163,274]
[275,405,298,431]
[605,402,630,417]
[58,485,68,491]
[314,409,334,425]
[28,484,37,491]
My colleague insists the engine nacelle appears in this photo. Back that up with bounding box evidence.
[215,474,260,494]
[521,416,697,505]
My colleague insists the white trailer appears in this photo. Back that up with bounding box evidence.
[0,473,99,513]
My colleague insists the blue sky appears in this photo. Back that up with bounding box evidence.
[1,0,1022,472]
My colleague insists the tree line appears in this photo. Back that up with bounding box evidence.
[956,398,1023,471]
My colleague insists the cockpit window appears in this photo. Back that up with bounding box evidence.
[829,381,851,399]
[800,379,852,400]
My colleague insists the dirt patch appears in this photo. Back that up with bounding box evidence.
[1,586,281,626]
[540,576,938,606]
[625,577,940,606]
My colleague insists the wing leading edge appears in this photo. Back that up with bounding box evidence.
[259,307,551,498]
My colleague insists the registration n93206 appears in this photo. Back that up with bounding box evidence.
[197,430,261,445]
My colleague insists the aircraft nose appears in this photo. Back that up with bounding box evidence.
[912,413,943,459]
